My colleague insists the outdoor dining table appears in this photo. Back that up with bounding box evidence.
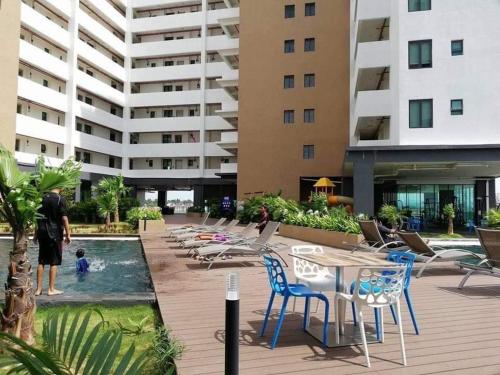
[289,251,394,348]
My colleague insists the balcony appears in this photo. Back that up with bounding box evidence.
[354,90,391,120]
[20,2,70,49]
[85,0,126,32]
[41,0,71,18]
[131,64,203,83]
[128,117,203,133]
[130,38,203,59]
[356,40,391,70]
[78,9,126,56]
[81,163,120,176]
[206,116,234,131]
[129,89,231,108]
[223,0,239,8]
[356,0,390,21]
[74,101,124,132]
[127,143,201,158]
[74,133,122,157]
[18,40,69,81]
[217,70,239,100]
[216,131,238,150]
[131,11,203,33]
[219,162,237,174]
[17,77,67,112]
[77,40,126,82]
[16,151,62,167]
[205,142,233,157]
[207,35,239,53]
[216,101,238,119]
[75,70,125,107]
[126,168,203,179]
[212,8,239,38]
[16,114,66,144]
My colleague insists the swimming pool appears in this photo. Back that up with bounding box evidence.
[0,239,152,295]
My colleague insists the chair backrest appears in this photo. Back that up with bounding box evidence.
[396,231,433,255]
[476,228,500,267]
[249,221,280,250]
[225,219,240,231]
[359,220,385,246]
[212,217,227,227]
[352,266,406,307]
[200,212,210,225]
[291,245,330,280]
[387,251,416,289]
[263,256,289,295]
[240,222,256,237]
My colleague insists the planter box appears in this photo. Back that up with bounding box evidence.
[186,212,203,219]
[279,224,363,250]
[139,219,165,234]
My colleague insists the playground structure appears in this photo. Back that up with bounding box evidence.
[313,177,354,210]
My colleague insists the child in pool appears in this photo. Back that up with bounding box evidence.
[75,248,90,273]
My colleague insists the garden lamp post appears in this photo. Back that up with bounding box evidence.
[225,272,239,375]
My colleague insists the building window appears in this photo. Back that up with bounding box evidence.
[83,152,91,164]
[164,61,173,66]
[41,112,48,121]
[304,109,315,123]
[162,159,172,170]
[17,104,22,114]
[451,40,463,56]
[176,109,184,117]
[303,145,314,159]
[85,97,93,105]
[175,85,183,91]
[284,75,294,89]
[15,139,20,152]
[409,99,433,128]
[77,94,83,101]
[175,135,182,143]
[284,39,295,53]
[189,109,196,117]
[42,79,49,87]
[149,111,156,118]
[163,85,172,92]
[304,38,315,52]
[162,134,172,143]
[75,151,81,162]
[86,69,93,77]
[408,0,431,12]
[284,4,295,18]
[110,131,116,141]
[304,73,315,88]
[305,2,315,16]
[284,110,295,124]
[151,62,156,68]
[109,157,115,168]
[164,109,173,117]
[129,159,134,170]
[110,107,117,115]
[40,144,46,153]
[76,122,82,131]
[84,124,92,134]
[450,99,463,115]
[409,40,432,69]
[18,69,23,77]
[147,159,153,168]
[44,47,50,54]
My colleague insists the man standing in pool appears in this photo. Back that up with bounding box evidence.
[33,188,71,296]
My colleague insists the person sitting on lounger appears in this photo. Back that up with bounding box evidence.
[256,206,270,234]
[373,217,397,243]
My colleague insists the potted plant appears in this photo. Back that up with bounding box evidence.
[378,204,401,229]
[443,203,455,235]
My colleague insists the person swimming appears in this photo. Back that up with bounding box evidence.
[75,248,90,273]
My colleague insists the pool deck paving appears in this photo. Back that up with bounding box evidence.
[141,215,500,375]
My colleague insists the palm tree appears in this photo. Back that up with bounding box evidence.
[96,192,117,231]
[0,146,81,344]
[96,175,130,223]
[443,203,455,235]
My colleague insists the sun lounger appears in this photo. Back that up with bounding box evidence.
[174,219,239,242]
[193,221,288,269]
[349,220,406,253]
[457,228,500,289]
[170,217,227,239]
[397,231,484,278]
[181,222,256,251]
[167,212,210,233]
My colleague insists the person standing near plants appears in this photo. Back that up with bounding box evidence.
[33,188,71,296]
[256,205,270,234]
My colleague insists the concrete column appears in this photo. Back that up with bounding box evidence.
[158,190,166,208]
[353,153,375,216]
[198,0,208,172]
[194,185,204,207]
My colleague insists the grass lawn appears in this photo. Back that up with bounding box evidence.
[0,223,137,235]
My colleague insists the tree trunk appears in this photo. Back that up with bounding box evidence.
[448,217,454,235]
[106,214,111,230]
[1,230,36,345]
[114,205,120,224]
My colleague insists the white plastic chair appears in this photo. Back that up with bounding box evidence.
[335,266,407,368]
[291,245,336,312]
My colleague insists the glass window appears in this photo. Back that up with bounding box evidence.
[149,111,156,118]
[110,131,116,141]
[17,104,22,114]
[174,135,182,143]
[43,79,49,87]
[129,159,134,170]
[162,134,172,143]
[450,99,463,115]
[83,152,91,164]
[85,97,93,105]
[303,145,314,159]
[284,39,295,53]
[451,40,463,56]
[284,110,295,124]
[304,73,315,88]
[304,108,315,123]
[84,124,92,134]
[305,2,315,16]
[408,0,431,11]
[41,144,46,153]
[284,75,294,89]
[109,157,115,168]
[164,109,173,117]
[41,112,48,121]
[409,40,432,68]
[285,4,295,18]
[162,159,172,170]
[163,85,172,92]
[409,99,433,128]
[304,38,316,52]
[175,85,183,91]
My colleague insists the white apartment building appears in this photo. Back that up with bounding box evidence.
[14,0,239,203]
[347,0,500,222]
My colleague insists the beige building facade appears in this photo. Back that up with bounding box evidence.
[237,0,350,201]
[0,1,21,151]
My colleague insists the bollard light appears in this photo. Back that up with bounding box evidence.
[225,272,239,375]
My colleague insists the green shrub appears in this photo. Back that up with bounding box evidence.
[119,196,140,221]
[487,209,500,228]
[301,192,329,213]
[238,193,302,223]
[68,199,99,223]
[127,207,163,229]
[378,204,401,228]
[283,206,361,234]
[187,206,204,213]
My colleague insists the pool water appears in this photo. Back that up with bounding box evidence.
[0,239,152,294]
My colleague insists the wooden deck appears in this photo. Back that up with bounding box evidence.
[141,216,500,375]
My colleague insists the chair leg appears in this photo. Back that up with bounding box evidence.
[374,308,380,342]
[458,269,476,289]
[396,300,407,366]
[334,297,340,345]
[315,297,320,313]
[357,306,371,368]
[404,289,419,335]
[271,295,289,349]
[292,278,298,312]
[389,304,398,324]
[416,254,439,278]
[352,302,357,326]
[322,298,330,347]
[379,308,384,343]
[303,297,310,331]
[260,291,275,337]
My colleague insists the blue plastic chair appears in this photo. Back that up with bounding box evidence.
[351,251,419,337]
[260,256,330,349]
